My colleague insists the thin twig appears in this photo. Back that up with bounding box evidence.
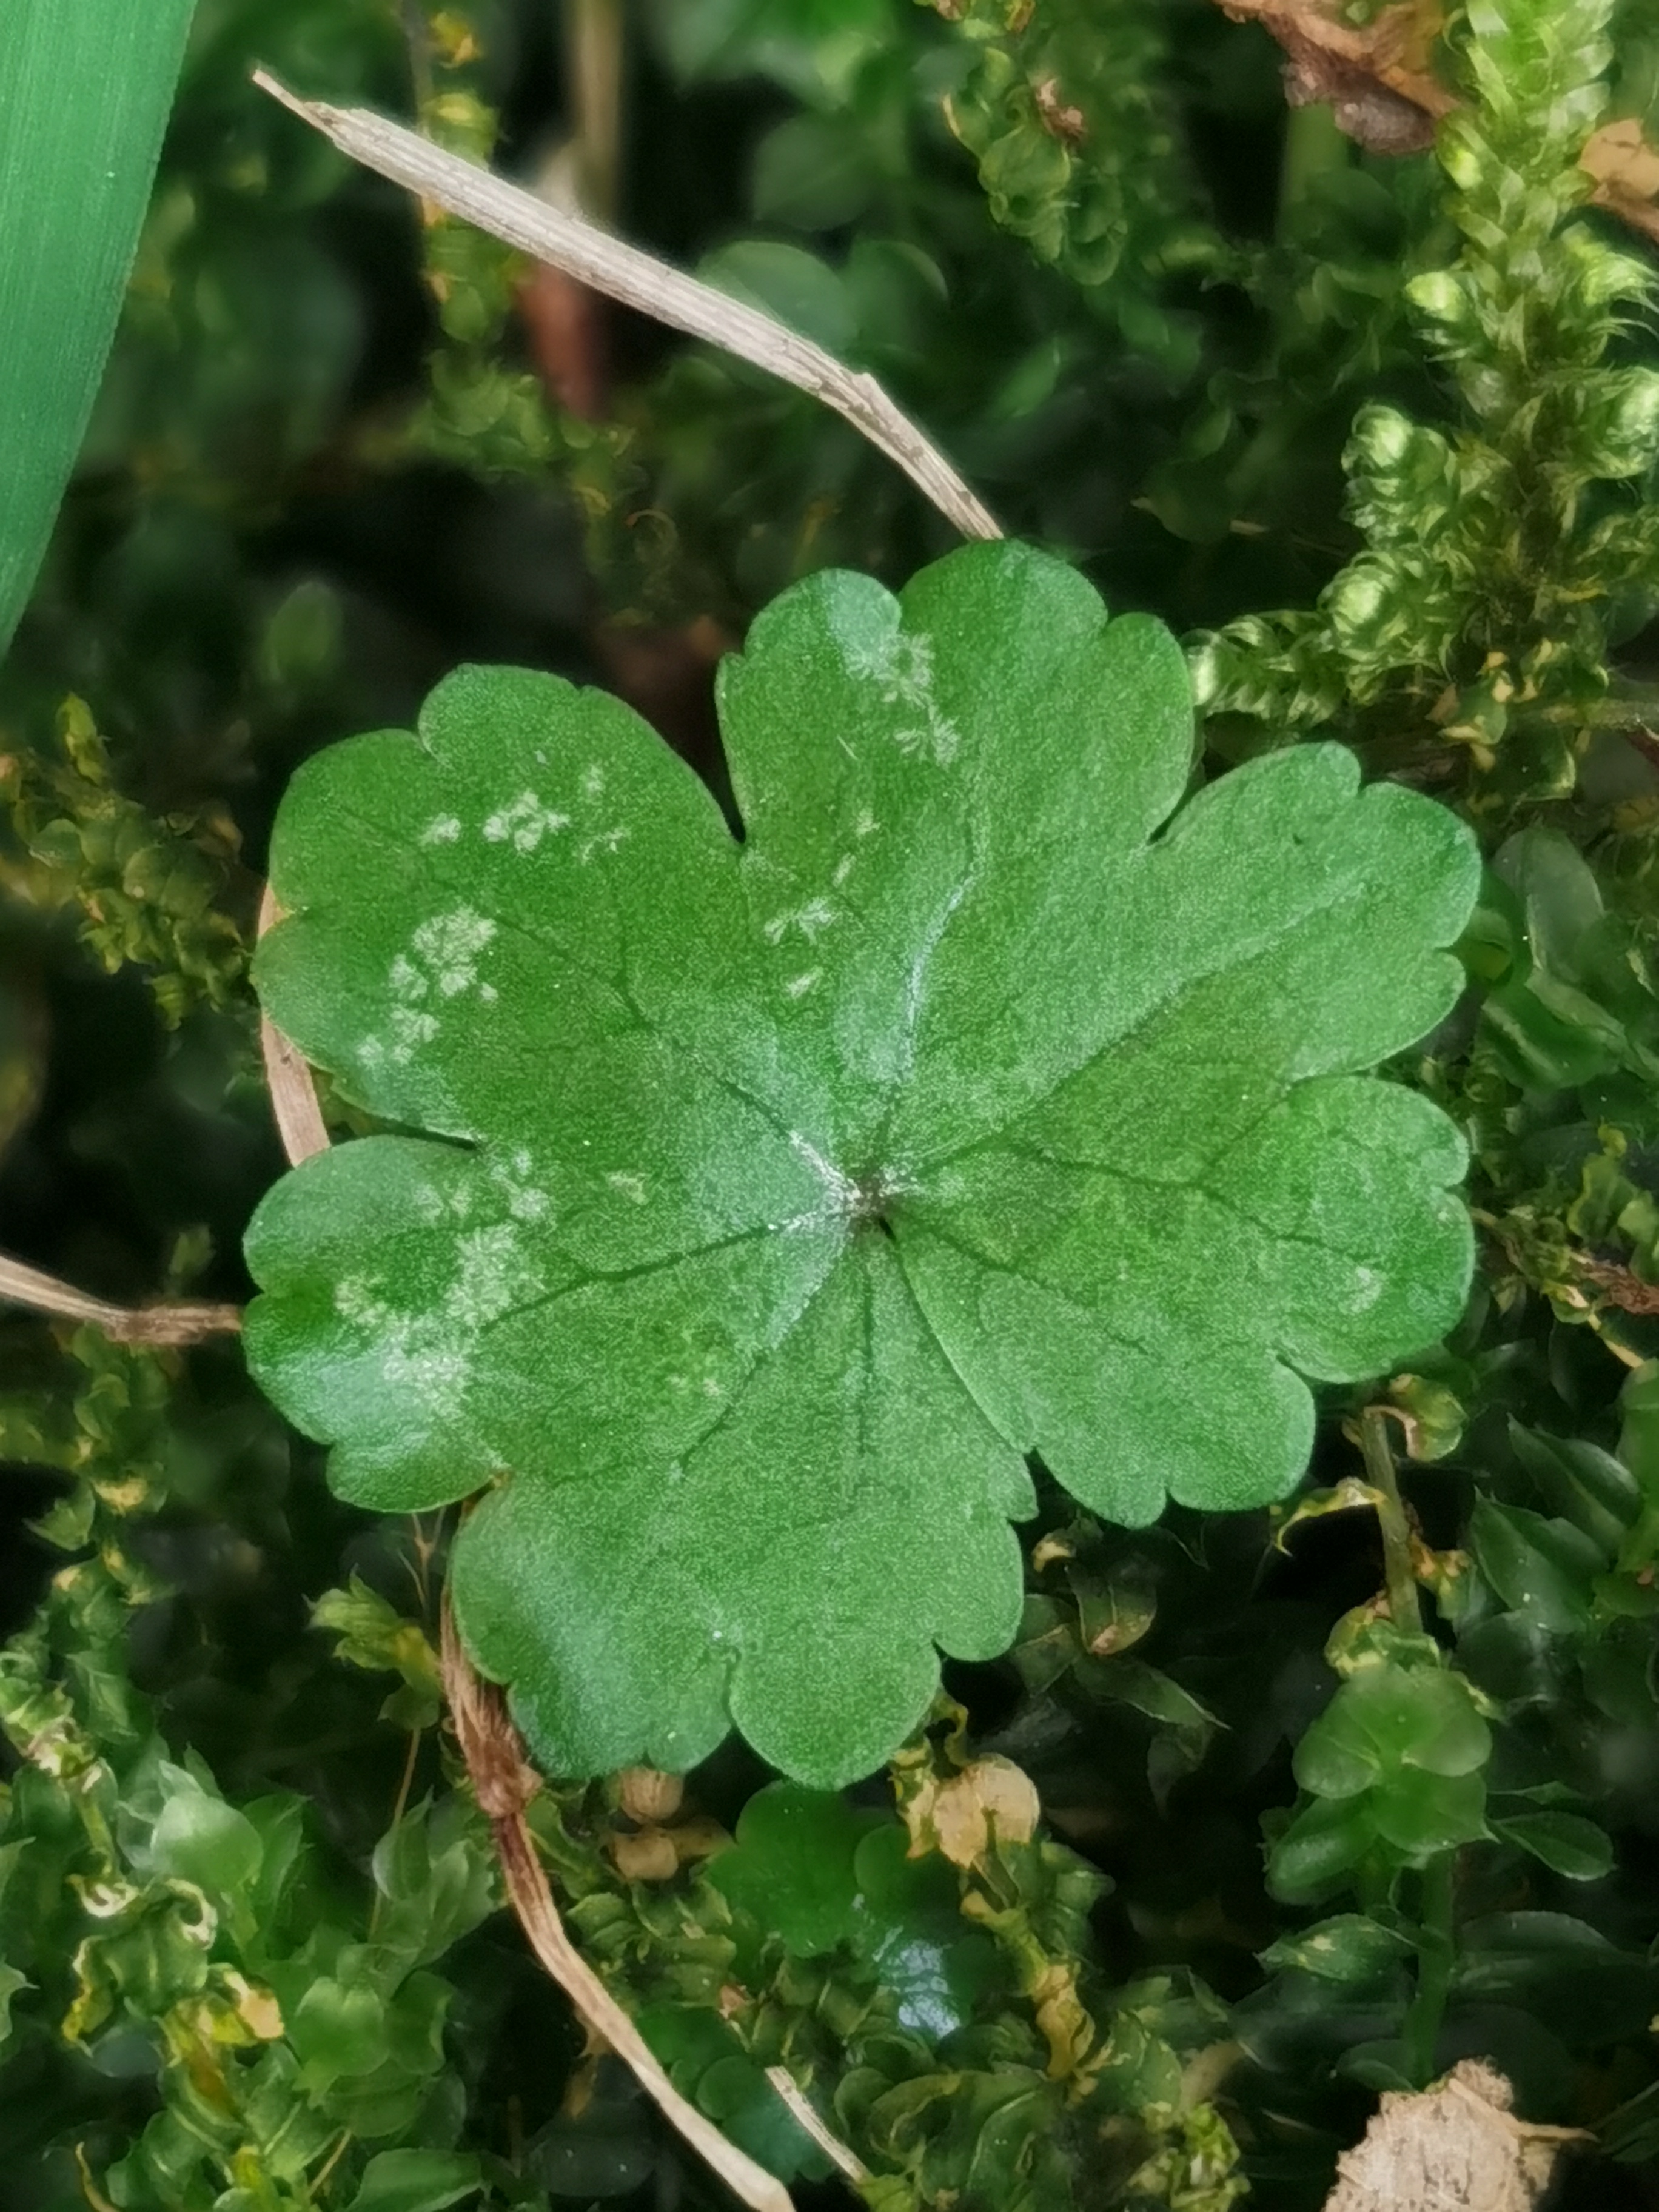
[251,69,1002,546]
[256,886,330,1165]
[438,1599,795,2212]
[0,1253,240,1346]
[1359,1404,1423,1634]
[764,2066,870,2184]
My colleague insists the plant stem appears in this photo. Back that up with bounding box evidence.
[567,0,624,225]
[402,1,434,112]
[1403,1851,1455,2087]
[1276,100,1349,234]
[1360,1405,1422,1633]
[367,1726,423,1938]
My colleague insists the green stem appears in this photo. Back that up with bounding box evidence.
[1276,101,1350,236]
[402,1,434,113]
[1403,1851,1455,2087]
[1360,1406,1422,1634]
[567,0,625,224]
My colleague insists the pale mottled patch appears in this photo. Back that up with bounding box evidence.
[412,907,497,997]
[332,1216,540,1425]
[490,1147,551,1221]
[844,624,959,765]
[483,791,571,854]
[765,897,839,945]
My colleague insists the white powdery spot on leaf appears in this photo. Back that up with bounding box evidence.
[389,954,427,1002]
[420,814,462,846]
[490,1148,551,1221]
[343,1219,540,1424]
[579,825,630,864]
[606,1171,648,1204]
[383,1339,470,1421]
[392,1005,440,1048]
[450,1222,531,1330]
[335,1276,390,1330]
[483,791,571,854]
[787,1129,859,1222]
[844,624,960,765]
[412,907,497,997]
[764,897,840,945]
[785,969,822,999]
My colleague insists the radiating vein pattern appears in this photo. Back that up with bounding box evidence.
[246,540,1479,1785]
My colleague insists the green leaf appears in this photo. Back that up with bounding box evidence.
[244,541,1478,1785]
[0,0,198,652]
[700,240,856,355]
[1259,1914,1412,1987]
[1265,1795,1376,1905]
[707,1782,879,1955]
[1507,1421,1638,1559]
[754,115,877,229]
[290,1979,386,2089]
[1368,1768,1489,1859]
[708,1786,997,2033]
[367,1801,497,1971]
[1492,1811,1615,1881]
[1470,1500,1604,1633]
[850,1824,1003,2036]
[641,2008,830,2183]
[0,1962,30,2053]
[1293,1666,1490,1802]
[147,1769,263,1899]
[343,2150,486,2212]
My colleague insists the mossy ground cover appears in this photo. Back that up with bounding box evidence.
[4,4,1659,2208]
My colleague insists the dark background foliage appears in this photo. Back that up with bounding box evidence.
[5,2,1659,2208]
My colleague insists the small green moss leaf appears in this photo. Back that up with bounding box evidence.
[1259,1912,1413,1987]
[1492,1810,1616,1882]
[244,541,1479,1785]
[343,2150,487,2212]
[708,1782,879,1955]
[148,1773,263,1899]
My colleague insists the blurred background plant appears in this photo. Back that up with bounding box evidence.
[5,1,1659,2207]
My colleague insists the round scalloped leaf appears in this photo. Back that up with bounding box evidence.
[244,540,1478,1786]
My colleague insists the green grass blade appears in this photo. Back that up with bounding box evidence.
[0,0,198,655]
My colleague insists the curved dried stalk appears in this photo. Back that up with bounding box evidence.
[256,886,330,1164]
[255,890,800,2209]
[439,1601,794,2212]
[252,70,1002,548]
[0,1252,240,1345]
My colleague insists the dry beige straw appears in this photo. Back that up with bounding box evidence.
[253,70,1001,545]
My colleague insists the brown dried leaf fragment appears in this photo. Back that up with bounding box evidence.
[1219,0,1452,154]
[1572,1252,1659,1316]
[905,1754,1041,1866]
[1323,2061,1586,2212]
[1214,2,1659,240]
[1583,116,1659,245]
[1033,77,1087,144]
